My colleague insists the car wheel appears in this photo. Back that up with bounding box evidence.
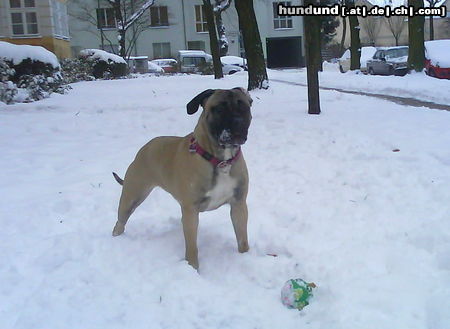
[388,66,394,75]
[428,68,436,77]
[339,65,345,73]
[368,67,375,75]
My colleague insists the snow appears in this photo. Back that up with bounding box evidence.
[79,49,126,64]
[425,39,450,67]
[269,66,450,105]
[0,41,60,68]
[1,71,450,329]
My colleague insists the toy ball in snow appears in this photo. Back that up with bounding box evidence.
[281,278,316,310]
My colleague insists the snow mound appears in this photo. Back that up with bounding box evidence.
[425,39,450,67]
[0,41,60,68]
[79,49,126,64]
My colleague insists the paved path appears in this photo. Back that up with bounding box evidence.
[271,78,450,112]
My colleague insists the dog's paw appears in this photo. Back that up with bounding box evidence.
[112,222,125,236]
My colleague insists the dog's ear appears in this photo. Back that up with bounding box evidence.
[233,87,253,106]
[186,89,216,115]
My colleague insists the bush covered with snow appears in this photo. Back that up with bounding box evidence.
[0,58,69,105]
[79,49,128,79]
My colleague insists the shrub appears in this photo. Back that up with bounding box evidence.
[79,49,128,79]
[60,58,95,84]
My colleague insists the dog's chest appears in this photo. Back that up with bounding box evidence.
[204,171,237,211]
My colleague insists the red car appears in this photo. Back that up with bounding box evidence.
[424,40,450,79]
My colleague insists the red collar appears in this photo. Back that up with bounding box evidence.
[189,137,241,169]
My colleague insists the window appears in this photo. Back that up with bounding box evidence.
[273,1,293,29]
[96,8,116,29]
[150,6,168,27]
[9,0,38,36]
[187,41,206,51]
[153,42,171,58]
[194,5,208,33]
[51,0,69,38]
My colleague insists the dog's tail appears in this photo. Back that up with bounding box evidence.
[112,172,124,185]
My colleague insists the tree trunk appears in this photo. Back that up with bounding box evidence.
[304,0,321,115]
[234,0,268,90]
[203,0,224,79]
[429,15,434,40]
[340,16,347,54]
[348,1,361,70]
[215,10,228,56]
[408,0,425,72]
[111,0,126,58]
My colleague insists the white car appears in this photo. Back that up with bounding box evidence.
[221,55,247,70]
[339,46,377,73]
[222,63,243,75]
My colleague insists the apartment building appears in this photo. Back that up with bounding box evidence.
[68,0,305,68]
[0,0,71,58]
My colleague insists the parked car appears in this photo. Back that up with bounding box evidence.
[338,46,377,73]
[147,61,164,73]
[221,55,247,70]
[150,58,177,73]
[425,39,450,79]
[222,63,243,75]
[366,46,408,76]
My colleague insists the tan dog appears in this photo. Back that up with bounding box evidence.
[112,88,253,269]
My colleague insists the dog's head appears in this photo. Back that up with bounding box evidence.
[186,88,253,147]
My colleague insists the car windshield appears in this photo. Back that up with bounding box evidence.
[182,57,206,66]
[386,48,408,59]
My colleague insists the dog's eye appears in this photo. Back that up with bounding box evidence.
[214,106,225,114]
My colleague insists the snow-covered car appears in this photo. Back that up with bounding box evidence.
[425,39,450,80]
[221,55,247,70]
[150,59,177,73]
[338,46,377,73]
[147,61,164,73]
[178,50,213,73]
[366,46,408,76]
[222,63,243,75]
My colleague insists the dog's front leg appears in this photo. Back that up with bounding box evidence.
[230,201,249,253]
[181,206,200,270]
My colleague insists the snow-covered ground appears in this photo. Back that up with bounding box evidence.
[268,64,450,105]
[1,71,449,329]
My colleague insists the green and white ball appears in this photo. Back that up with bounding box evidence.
[281,278,316,310]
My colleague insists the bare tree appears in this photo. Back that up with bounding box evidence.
[304,0,321,114]
[107,0,156,58]
[408,0,425,71]
[70,0,156,59]
[424,0,443,40]
[203,0,224,79]
[346,0,361,70]
[234,0,268,90]
[214,0,232,56]
[385,16,406,46]
[361,16,381,46]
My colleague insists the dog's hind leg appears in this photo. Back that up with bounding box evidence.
[112,167,154,236]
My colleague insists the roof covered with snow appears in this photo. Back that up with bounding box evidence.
[0,41,60,68]
[425,39,450,67]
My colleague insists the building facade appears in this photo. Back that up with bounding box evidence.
[0,0,71,58]
[68,0,305,68]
